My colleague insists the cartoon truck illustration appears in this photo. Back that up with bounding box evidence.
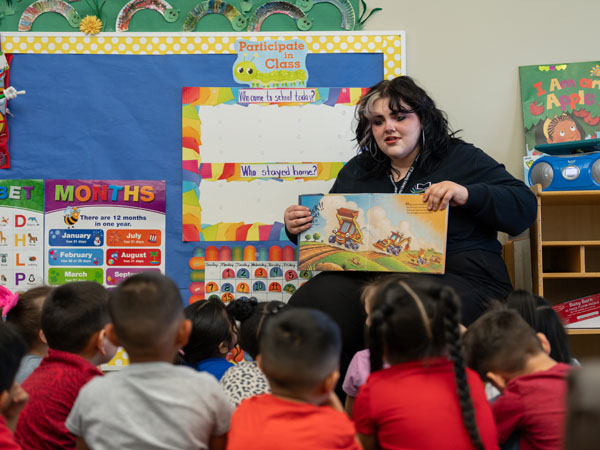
[328,208,363,250]
[373,231,411,256]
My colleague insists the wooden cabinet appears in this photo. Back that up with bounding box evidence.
[530,185,600,359]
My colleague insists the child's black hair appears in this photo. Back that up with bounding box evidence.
[181,298,236,364]
[368,276,484,450]
[259,308,341,392]
[226,297,288,359]
[0,321,28,392]
[463,307,544,380]
[42,281,110,353]
[6,286,52,350]
[110,272,183,354]
[506,289,572,364]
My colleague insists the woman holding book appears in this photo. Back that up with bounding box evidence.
[284,76,536,342]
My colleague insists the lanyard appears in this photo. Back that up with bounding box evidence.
[389,166,415,194]
[389,153,420,194]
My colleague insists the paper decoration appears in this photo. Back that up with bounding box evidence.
[298,193,448,273]
[183,0,248,32]
[297,0,356,30]
[0,180,45,291]
[18,0,82,31]
[79,15,103,35]
[248,1,311,31]
[116,0,179,32]
[233,38,308,87]
[44,180,166,286]
[0,53,11,169]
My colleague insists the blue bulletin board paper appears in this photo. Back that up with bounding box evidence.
[3,51,383,298]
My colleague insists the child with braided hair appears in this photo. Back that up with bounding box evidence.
[353,276,498,450]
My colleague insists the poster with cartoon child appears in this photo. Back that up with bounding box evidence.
[519,61,600,156]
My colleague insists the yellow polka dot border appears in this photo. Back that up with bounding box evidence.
[1,31,405,79]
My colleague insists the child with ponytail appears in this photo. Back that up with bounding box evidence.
[222,297,288,406]
[353,276,498,450]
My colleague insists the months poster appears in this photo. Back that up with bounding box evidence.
[44,180,166,287]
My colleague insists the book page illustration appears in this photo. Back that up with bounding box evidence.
[298,194,448,273]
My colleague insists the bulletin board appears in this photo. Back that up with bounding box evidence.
[0,30,404,300]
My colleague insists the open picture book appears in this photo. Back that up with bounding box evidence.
[298,193,448,273]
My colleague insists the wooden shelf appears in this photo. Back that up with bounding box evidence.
[567,329,600,335]
[530,185,600,359]
[542,241,600,247]
[543,273,600,278]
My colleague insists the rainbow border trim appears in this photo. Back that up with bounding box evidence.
[182,86,369,241]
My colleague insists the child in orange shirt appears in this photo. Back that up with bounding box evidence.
[226,308,360,450]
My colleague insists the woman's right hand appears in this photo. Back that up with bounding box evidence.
[284,205,313,235]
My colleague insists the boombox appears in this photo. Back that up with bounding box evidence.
[528,152,600,191]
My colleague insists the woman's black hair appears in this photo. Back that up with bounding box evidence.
[181,298,236,364]
[506,289,572,364]
[368,277,484,450]
[354,76,461,177]
[226,297,288,359]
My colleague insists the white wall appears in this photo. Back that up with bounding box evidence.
[364,0,599,178]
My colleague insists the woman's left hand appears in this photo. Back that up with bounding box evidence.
[422,181,468,211]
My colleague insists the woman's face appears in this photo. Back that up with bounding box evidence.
[370,97,422,169]
[550,119,581,143]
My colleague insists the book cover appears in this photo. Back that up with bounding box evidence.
[519,61,600,156]
[298,193,448,273]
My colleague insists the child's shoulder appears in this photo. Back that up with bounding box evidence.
[516,362,572,384]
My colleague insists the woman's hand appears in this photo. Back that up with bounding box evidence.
[284,205,313,235]
[423,181,468,211]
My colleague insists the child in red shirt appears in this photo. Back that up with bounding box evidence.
[227,308,361,450]
[464,308,571,450]
[15,282,117,450]
[353,277,499,450]
[0,321,29,450]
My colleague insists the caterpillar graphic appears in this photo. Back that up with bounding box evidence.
[233,59,307,88]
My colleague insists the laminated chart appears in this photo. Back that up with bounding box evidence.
[0,180,44,290]
[189,241,314,303]
[45,180,166,286]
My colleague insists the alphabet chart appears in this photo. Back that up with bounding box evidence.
[0,180,44,290]
[189,242,315,303]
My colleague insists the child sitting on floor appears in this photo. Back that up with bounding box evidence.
[342,281,389,417]
[0,321,29,450]
[353,277,498,450]
[464,308,571,450]
[5,286,53,383]
[15,281,115,450]
[506,289,575,365]
[180,298,237,381]
[226,308,361,450]
[66,272,233,450]
[221,297,288,406]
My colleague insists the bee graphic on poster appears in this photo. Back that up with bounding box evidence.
[63,206,80,227]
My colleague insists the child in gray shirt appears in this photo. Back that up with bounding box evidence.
[66,272,233,450]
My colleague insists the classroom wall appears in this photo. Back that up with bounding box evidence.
[363,0,599,179]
